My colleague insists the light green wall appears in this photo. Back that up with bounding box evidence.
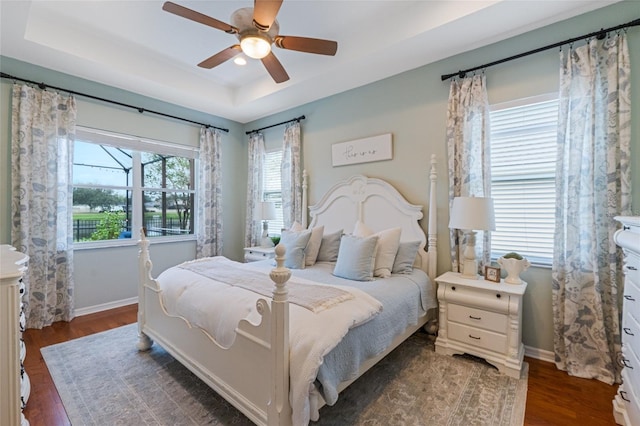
[1,1,638,351]
[245,1,640,353]
[0,58,248,311]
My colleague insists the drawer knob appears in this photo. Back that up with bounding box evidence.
[451,286,456,291]
[624,327,635,336]
[496,293,502,299]
[468,334,481,340]
[469,315,482,320]
[620,390,630,402]
[624,295,636,302]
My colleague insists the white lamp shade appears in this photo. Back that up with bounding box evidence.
[258,201,277,221]
[448,196,495,231]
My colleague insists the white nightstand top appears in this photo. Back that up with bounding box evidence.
[244,246,275,253]
[436,271,527,295]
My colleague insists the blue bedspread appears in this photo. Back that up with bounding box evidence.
[283,262,436,408]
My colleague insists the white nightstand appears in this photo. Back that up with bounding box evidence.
[244,246,276,262]
[434,271,527,378]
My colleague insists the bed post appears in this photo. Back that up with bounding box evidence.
[137,229,154,351]
[427,154,438,282]
[302,169,308,228]
[268,244,293,425]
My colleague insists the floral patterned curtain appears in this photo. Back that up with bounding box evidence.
[245,132,265,247]
[11,83,76,329]
[196,127,223,258]
[552,33,631,385]
[445,75,492,273]
[282,121,302,228]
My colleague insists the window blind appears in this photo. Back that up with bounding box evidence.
[264,149,284,236]
[490,98,558,265]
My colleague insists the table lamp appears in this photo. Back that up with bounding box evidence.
[258,201,277,248]
[448,196,495,279]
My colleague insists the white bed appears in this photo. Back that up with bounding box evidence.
[137,155,438,425]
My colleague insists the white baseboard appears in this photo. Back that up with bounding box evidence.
[524,345,555,363]
[74,297,138,317]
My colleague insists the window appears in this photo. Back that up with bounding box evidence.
[489,96,558,265]
[72,127,197,244]
[263,149,284,235]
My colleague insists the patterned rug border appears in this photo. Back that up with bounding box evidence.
[41,323,528,425]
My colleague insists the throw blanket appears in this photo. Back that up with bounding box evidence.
[179,257,353,313]
[156,256,383,425]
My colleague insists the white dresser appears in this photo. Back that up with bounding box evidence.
[613,216,640,426]
[435,271,527,378]
[0,245,30,426]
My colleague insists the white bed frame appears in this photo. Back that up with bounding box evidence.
[137,155,438,425]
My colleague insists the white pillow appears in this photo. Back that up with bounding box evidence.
[288,222,324,266]
[290,221,305,232]
[304,225,323,266]
[353,221,402,278]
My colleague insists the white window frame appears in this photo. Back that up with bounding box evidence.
[263,148,284,236]
[489,94,558,267]
[73,127,198,248]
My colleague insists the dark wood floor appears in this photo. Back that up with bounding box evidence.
[22,304,619,425]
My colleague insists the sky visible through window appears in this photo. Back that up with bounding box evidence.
[73,141,132,187]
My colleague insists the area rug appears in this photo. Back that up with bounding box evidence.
[41,323,528,425]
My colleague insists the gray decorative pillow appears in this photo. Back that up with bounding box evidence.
[333,234,379,281]
[280,230,312,269]
[392,241,421,274]
[316,229,343,262]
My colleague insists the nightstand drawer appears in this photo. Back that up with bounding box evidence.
[448,303,507,334]
[443,283,510,313]
[244,247,275,262]
[448,322,507,353]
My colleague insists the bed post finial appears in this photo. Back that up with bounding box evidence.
[268,244,293,425]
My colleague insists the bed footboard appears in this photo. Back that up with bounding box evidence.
[137,231,293,426]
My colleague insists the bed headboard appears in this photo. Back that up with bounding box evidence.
[305,155,438,281]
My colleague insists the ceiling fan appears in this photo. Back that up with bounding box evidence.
[163,0,338,84]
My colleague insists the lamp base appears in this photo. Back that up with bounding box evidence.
[261,220,274,248]
[460,259,479,279]
[459,230,479,279]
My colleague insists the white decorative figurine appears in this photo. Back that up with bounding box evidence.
[498,252,530,284]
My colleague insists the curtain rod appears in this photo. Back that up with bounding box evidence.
[246,115,305,135]
[441,17,640,81]
[0,72,229,133]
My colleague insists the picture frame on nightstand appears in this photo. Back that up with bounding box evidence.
[484,266,501,283]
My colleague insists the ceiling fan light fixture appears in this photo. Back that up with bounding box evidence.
[234,56,247,66]
[240,35,271,59]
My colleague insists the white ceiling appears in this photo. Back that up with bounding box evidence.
[1,0,619,123]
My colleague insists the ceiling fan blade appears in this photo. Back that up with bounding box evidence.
[274,36,338,56]
[198,45,242,69]
[252,0,283,31]
[261,52,289,83]
[163,2,238,34]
